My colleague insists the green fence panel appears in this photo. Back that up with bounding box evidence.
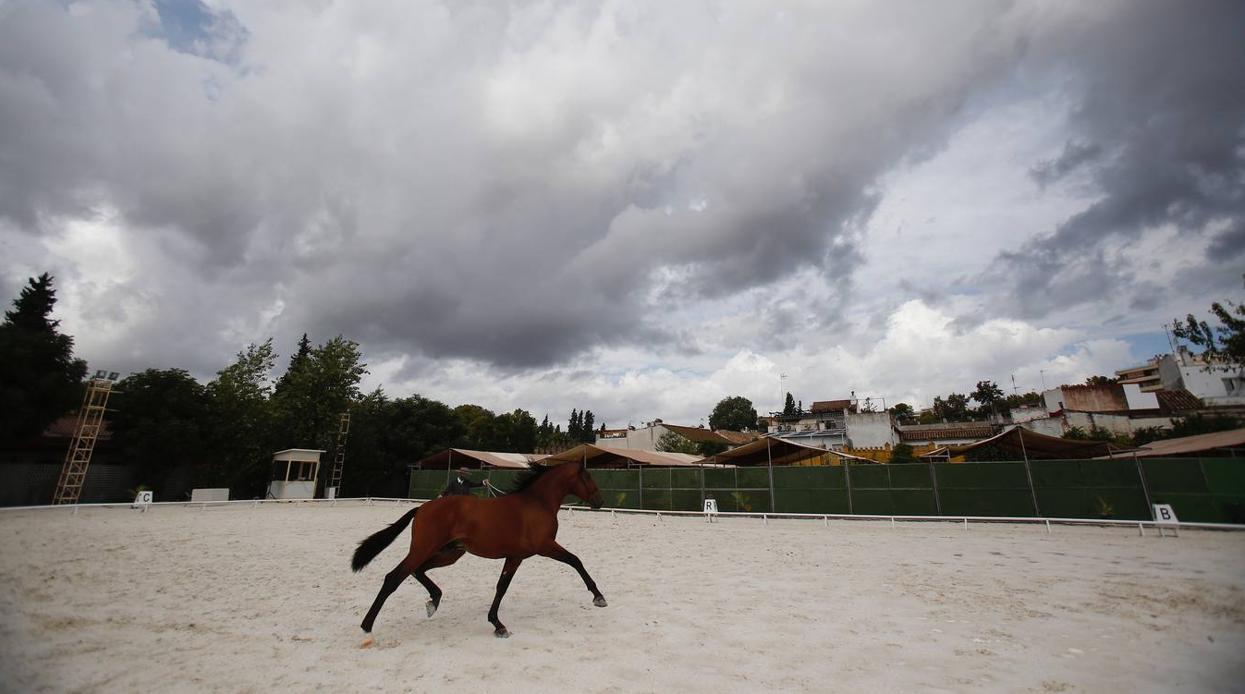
[851,489,893,515]
[641,468,670,490]
[1151,492,1219,522]
[848,465,889,489]
[1214,495,1245,524]
[1202,459,1245,495]
[1030,460,1084,488]
[706,489,771,513]
[605,489,641,509]
[736,468,770,488]
[772,466,832,489]
[671,489,703,511]
[670,468,702,489]
[1143,459,1209,493]
[703,468,736,488]
[890,489,939,516]
[939,489,1036,517]
[1082,460,1143,487]
[888,464,934,489]
[592,469,639,491]
[811,489,851,513]
[936,462,1030,489]
[643,488,673,511]
[774,489,813,513]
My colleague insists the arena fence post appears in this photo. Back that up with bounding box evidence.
[1045,519,1051,534]
[963,518,968,531]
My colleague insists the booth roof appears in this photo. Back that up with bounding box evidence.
[542,444,703,467]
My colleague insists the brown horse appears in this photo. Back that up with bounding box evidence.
[351,461,607,642]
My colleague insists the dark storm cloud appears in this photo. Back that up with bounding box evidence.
[988,1,1245,317]
[6,1,1234,378]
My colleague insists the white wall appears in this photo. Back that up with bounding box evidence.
[1122,383,1159,410]
[845,412,895,448]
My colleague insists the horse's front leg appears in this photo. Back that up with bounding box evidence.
[488,556,524,638]
[539,542,607,607]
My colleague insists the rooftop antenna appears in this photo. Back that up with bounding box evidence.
[779,372,789,411]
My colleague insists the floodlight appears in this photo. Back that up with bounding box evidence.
[107,372,120,381]
[94,369,106,379]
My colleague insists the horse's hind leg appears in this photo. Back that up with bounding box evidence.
[359,537,441,641]
[487,557,524,638]
[539,542,607,607]
[415,544,465,618]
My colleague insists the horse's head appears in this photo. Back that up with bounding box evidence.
[569,463,604,509]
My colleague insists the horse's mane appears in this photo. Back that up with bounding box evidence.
[507,462,573,494]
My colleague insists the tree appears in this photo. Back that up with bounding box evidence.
[271,335,368,452]
[783,392,796,416]
[581,410,595,443]
[655,431,698,455]
[496,409,538,452]
[455,404,499,450]
[931,393,970,421]
[0,273,88,442]
[889,403,915,423]
[110,369,208,499]
[273,333,312,397]
[1171,296,1245,370]
[1084,375,1116,386]
[971,381,1005,419]
[709,396,758,431]
[203,340,277,495]
[890,442,917,464]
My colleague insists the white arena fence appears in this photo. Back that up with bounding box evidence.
[2,496,1244,536]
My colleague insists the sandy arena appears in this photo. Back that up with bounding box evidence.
[1,502,1243,693]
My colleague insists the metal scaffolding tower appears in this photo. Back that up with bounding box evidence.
[327,412,350,496]
[52,375,116,504]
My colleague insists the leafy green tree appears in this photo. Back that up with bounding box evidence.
[203,340,277,496]
[696,440,728,457]
[889,403,915,423]
[1084,375,1116,386]
[890,442,917,464]
[655,431,698,455]
[455,404,500,449]
[495,408,538,452]
[273,333,311,397]
[709,396,758,431]
[0,273,87,442]
[110,369,208,499]
[931,393,970,421]
[971,380,1005,419]
[581,410,595,442]
[783,392,796,416]
[271,335,368,452]
[1172,297,1245,370]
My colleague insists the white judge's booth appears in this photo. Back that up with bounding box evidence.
[268,449,326,500]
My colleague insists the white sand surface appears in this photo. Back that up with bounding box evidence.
[1,502,1243,693]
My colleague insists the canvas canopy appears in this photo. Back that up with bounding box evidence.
[413,448,545,470]
[542,444,703,468]
[946,425,1111,460]
[1106,427,1245,458]
[704,436,876,467]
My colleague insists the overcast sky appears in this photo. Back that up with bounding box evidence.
[2,0,1242,428]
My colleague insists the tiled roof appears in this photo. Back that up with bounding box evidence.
[1154,389,1203,413]
[898,422,998,442]
[662,423,732,444]
[811,399,854,413]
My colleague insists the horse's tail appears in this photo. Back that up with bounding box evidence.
[352,506,419,572]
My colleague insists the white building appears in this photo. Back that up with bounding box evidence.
[768,399,896,450]
[1156,349,1245,406]
[595,420,734,452]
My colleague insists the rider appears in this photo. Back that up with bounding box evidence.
[442,466,485,497]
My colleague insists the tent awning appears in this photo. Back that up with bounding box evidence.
[1104,427,1245,458]
[702,436,878,466]
[946,425,1111,460]
[542,444,703,467]
[412,449,545,469]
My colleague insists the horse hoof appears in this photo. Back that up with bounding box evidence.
[594,596,608,608]
[494,627,510,639]
[360,636,375,649]
[426,600,438,618]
